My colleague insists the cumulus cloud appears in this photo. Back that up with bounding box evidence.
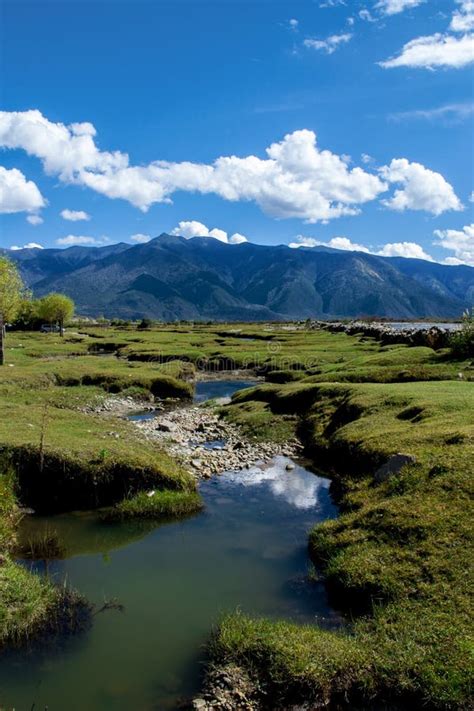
[9,242,44,251]
[380,1,474,69]
[0,165,45,214]
[289,18,299,30]
[379,159,463,215]
[60,208,90,221]
[380,33,474,69]
[375,0,425,15]
[26,214,44,226]
[130,233,151,243]
[377,241,433,260]
[434,224,474,265]
[289,235,370,252]
[289,235,434,261]
[56,235,108,246]
[0,111,461,222]
[450,0,474,32]
[304,33,353,54]
[171,220,248,244]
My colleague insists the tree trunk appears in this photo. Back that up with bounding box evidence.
[60,318,64,337]
[0,315,4,366]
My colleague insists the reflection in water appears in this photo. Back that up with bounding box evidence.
[193,379,258,403]
[4,450,337,709]
[224,456,330,510]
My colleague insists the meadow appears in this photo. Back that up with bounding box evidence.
[0,322,472,709]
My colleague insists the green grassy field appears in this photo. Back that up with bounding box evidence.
[215,378,474,709]
[0,324,472,707]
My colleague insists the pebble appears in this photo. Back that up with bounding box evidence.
[133,402,302,478]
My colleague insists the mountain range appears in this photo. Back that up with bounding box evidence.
[4,234,474,321]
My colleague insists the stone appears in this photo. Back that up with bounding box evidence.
[374,453,417,483]
[285,462,295,471]
[155,419,176,432]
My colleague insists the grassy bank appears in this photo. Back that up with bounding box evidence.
[212,378,474,709]
[0,467,91,651]
[0,330,201,650]
[101,489,203,522]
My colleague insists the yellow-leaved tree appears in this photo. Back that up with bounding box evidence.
[38,293,75,337]
[0,257,25,366]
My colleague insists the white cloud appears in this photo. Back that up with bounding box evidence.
[10,242,44,251]
[289,18,299,30]
[60,208,90,221]
[289,235,434,261]
[389,101,474,122]
[359,9,376,21]
[380,33,474,69]
[171,220,248,244]
[375,0,425,16]
[470,191,474,202]
[130,233,152,243]
[289,235,370,252]
[361,153,374,164]
[379,159,463,215]
[0,111,461,223]
[377,241,433,260]
[26,214,43,225]
[229,232,248,244]
[380,2,474,70]
[434,224,474,265]
[450,0,474,32]
[304,33,353,54]
[0,165,45,214]
[56,235,108,246]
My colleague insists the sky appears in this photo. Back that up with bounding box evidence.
[0,0,473,265]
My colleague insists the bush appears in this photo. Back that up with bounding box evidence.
[450,309,474,359]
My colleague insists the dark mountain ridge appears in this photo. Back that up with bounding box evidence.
[3,234,473,320]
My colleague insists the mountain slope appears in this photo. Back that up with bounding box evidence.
[4,235,473,320]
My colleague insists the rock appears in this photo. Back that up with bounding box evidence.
[374,453,417,483]
[193,699,208,710]
[155,419,176,432]
[285,462,295,471]
[191,459,203,469]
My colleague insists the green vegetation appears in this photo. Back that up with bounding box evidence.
[0,328,199,649]
[0,256,25,365]
[101,489,203,522]
[450,308,474,359]
[0,465,90,650]
[37,292,75,336]
[213,378,474,709]
[0,322,472,707]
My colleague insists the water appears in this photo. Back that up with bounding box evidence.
[380,321,461,332]
[1,458,338,711]
[193,379,259,403]
[1,379,338,709]
[128,379,259,422]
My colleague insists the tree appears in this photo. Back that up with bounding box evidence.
[38,293,75,337]
[10,297,41,331]
[0,257,25,365]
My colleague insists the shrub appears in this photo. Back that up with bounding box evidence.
[450,309,474,359]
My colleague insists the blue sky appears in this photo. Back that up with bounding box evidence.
[0,0,473,264]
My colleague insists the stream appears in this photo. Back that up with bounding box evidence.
[0,380,339,711]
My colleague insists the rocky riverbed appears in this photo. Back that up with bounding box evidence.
[133,401,301,479]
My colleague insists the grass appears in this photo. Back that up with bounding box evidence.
[212,378,474,709]
[0,330,200,649]
[101,489,203,522]
[0,466,91,650]
[1,324,473,704]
